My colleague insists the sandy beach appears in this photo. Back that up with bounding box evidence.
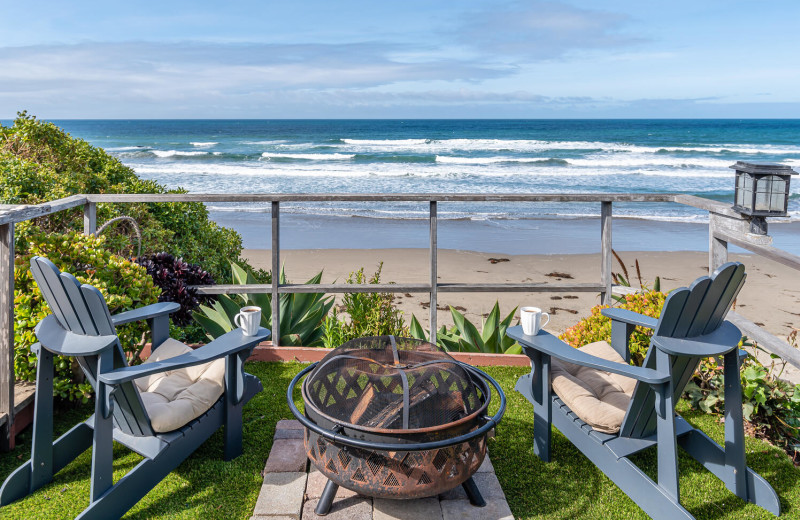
[243,248,800,343]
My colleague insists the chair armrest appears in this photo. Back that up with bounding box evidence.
[651,321,742,358]
[507,326,669,385]
[35,315,119,356]
[601,308,658,329]
[111,302,180,326]
[98,327,270,385]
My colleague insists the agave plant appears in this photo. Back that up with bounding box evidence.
[409,301,521,354]
[193,261,334,347]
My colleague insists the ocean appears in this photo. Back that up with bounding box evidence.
[11,119,800,253]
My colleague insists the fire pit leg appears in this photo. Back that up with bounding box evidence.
[315,479,340,516]
[462,477,486,507]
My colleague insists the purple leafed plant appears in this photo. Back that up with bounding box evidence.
[135,252,215,326]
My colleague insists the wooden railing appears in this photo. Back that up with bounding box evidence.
[0,191,798,449]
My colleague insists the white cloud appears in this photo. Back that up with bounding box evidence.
[455,0,642,61]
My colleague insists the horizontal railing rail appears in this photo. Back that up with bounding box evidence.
[1,190,799,449]
[81,193,676,203]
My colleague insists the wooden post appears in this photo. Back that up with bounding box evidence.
[429,201,438,343]
[271,201,280,347]
[708,213,729,273]
[600,202,613,305]
[723,349,747,498]
[0,223,13,451]
[83,202,97,235]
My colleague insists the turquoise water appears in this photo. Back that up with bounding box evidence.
[29,119,799,223]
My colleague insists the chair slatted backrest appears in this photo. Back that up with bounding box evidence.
[30,256,155,437]
[619,262,746,439]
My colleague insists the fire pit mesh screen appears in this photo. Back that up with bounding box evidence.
[305,336,485,431]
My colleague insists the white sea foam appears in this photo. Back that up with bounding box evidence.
[260,152,354,161]
[190,141,218,147]
[566,155,733,170]
[333,138,800,155]
[341,138,431,146]
[151,150,209,157]
[241,140,288,145]
[432,154,733,172]
[434,156,570,165]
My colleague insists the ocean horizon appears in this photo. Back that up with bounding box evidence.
[5,118,799,254]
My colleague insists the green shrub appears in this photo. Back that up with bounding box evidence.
[685,351,800,459]
[0,112,242,281]
[560,290,666,365]
[409,301,521,354]
[14,231,160,402]
[322,263,408,348]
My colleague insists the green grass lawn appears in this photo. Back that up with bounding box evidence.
[0,363,797,519]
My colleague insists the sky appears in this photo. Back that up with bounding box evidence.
[1,0,799,119]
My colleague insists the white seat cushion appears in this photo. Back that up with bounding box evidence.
[550,340,637,434]
[134,338,225,433]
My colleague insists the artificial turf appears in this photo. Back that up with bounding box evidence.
[0,363,797,519]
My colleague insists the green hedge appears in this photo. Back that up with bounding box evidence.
[14,231,160,401]
[1,112,242,280]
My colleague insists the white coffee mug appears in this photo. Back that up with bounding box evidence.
[520,306,550,335]
[234,306,262,336]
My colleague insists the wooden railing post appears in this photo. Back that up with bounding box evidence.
[429,201,438,343]
[600,201,613,305]
[83,201,97,235]
[271,201,280,347]
[708,213,729,273]
[0,223,14,450]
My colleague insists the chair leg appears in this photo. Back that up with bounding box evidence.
[77,411,224,520]
[723,351,747,497]
[535,353,552,462]
[679,427,781,516]
[91,353,115,502]
[30,349,55,492]
[224,353,244,461]
[516,351,553,462]
[553,411,694,520]
[0,348,56,504]
[655,351,679,503]
[0,422,93,506]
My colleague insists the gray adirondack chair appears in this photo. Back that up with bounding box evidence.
[0,257,270,519]
[509,262,781,519]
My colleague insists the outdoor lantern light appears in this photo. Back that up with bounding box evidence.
[731,161,797,218]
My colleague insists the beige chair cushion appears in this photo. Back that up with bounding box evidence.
[550,340,637,434]
[134,338,225,433]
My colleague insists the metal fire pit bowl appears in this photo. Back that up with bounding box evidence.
[287,336,505,516]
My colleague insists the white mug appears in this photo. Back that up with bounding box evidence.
[234,306,261,336]
[520,306,550,335]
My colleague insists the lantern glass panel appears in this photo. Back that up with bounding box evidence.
[768,176,786,212]
[737,172,754,209]
[735,173,745,207]
[755,191,769,212]
[755,176,770,212]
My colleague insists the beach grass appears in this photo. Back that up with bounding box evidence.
[0,363,797,519]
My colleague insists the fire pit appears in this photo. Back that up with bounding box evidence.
[287,336,505,516]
